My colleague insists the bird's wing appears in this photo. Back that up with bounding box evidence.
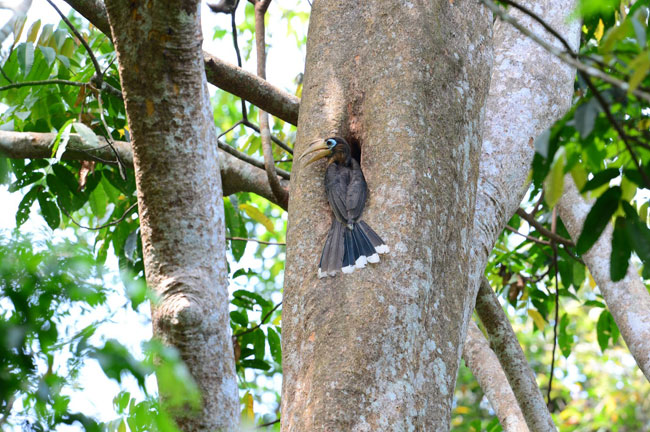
[325,163,350,224]
[345,159,367,221]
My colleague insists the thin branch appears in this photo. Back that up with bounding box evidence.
[547,208,560,406]
[258,419,280,428]
[227,236,285,246]
[95,90,127,179]
[234,301,282,337]
[0,79,86,92]
[505,224,551,246]
[254,0,288,208]
[515,208,575,248]
[61,201,138,231]
[480,0,650,103]
[218,139,290,180]
[243,119,293,155]
[230,3,248,123]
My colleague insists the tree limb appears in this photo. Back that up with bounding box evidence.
[463,321,530,432]
[0,130,289,209]
[475,277,556,432]
[557,176,650,381]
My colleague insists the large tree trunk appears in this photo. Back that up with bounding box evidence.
[103,0,239,430]
[282,1,492,430]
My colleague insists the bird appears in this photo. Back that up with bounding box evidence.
[300,136,389,278]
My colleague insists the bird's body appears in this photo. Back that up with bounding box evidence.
[301,137,389,278]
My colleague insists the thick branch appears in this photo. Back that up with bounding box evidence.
[463,321,530,432]
[61,0,300,125]
[0,130,289,209]
[557,176,650,381]
[475,277,555,432]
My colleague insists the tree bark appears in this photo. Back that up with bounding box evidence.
[282,1,492,430]
[558,177,650,381]
[463,321,529,432]
[102,0,239,430]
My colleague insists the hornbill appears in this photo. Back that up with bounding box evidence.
[301,137,389,278]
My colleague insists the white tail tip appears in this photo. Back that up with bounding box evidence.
[375,244,390,254]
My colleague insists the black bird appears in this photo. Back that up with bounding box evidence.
[301,137,389,278]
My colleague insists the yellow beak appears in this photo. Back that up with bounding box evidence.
[300,141,331,166]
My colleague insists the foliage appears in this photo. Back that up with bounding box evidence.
[1,0,649,430]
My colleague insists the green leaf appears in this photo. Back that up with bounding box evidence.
[73,122,100,148]
[16,185,40,226]
[622,202,650,263]
[580,168,619,192]
[230,311,248,326]
[240,203,275,233]
[627,50,650,93]
[240,359,271,371]
[233,290,272,308]
[610,217,631,281]
[544,147,566,208]
[224,198,247,261]
[267,327,281,364]
[26,19,41,43]
[51,119,75,160]
[596,309,611,352]
[60,37,75,58]
[16,43,35,76]
[576,186,621,255]
[252,328,265,360]
[574,98,599,138]
[37,191,61,229]
[631,14,647,49]
[558,313,573,358]
[38,45,56,67]
[37,23,53,47]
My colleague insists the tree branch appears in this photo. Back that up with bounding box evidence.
[253,0,288,208]
[475,277,556,432]
[515,208,575,248]
[463,321,530,432]
[0,79,86,91]
[0,130,290,209]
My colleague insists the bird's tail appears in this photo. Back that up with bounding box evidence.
[318,220,389,278]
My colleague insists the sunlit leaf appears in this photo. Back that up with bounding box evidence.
[544,147,566,207]
[528,308,546,331]
[240,203,275,233]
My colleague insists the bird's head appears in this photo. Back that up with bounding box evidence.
[300,137,351,166]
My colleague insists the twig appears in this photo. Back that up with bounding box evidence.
[0,63,13,83]
[61,201,138,231]
[0,79,86,92]
[234,301,282,337]
[258,418,280,428]
[218,139,290,180]
[480,0,650,103]
[243,119,293,155]
[253,0,288,208]
[218,120,245,140]
[547,208,560,406]
[505,225,551,246]
[95,91,127,179]
[515,208,575,248]
[227,236,285,246]
[230,2,248,122]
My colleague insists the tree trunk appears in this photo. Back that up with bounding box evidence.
[282,1,492,430]
[103,0,239,430]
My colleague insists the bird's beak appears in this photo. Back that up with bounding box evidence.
[300,141,331,166]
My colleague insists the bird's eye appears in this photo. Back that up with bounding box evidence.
[326,139,337,149]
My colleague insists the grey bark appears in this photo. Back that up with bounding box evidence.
[282,1,492,430]
[463,321,530,432]
[102,0,238,430]
[461,2,579,430]
[557,177,650,381]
